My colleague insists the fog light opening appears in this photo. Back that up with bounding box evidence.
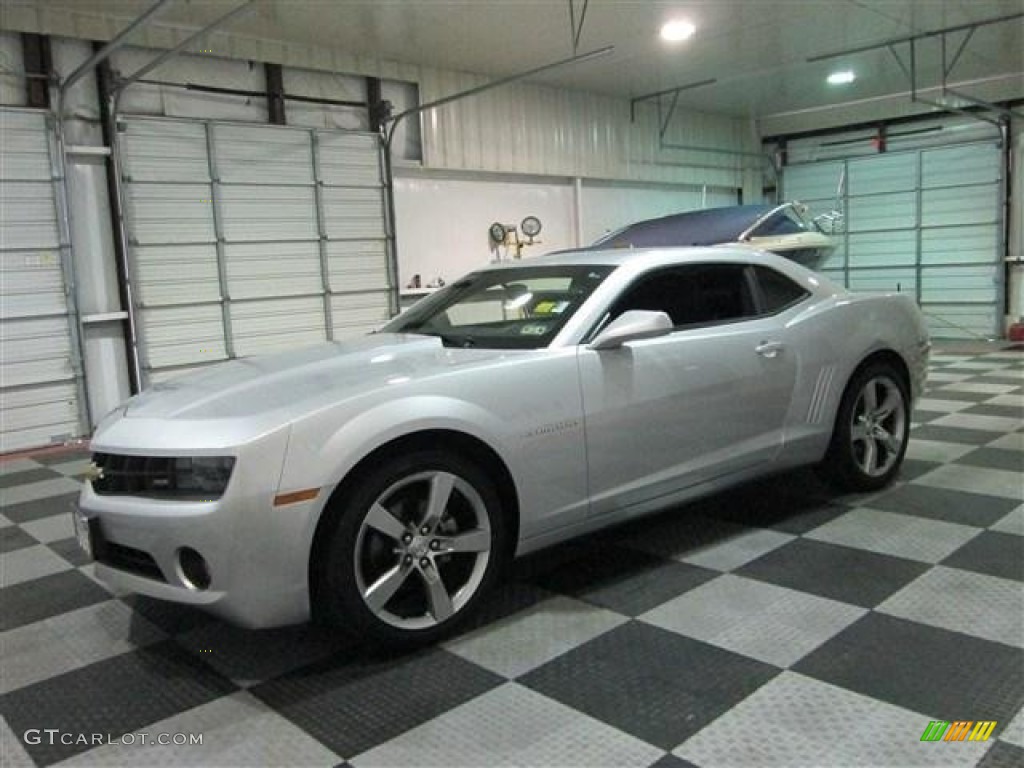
[178,547,211,590]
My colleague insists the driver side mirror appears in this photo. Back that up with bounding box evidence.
[588,310,673,350]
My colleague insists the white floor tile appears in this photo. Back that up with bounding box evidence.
[905,439,976,463]
[1,545,72,588]
[679,528,795,572]
[877,566,1024,648]
[931,413,1023,433]
[675,672,989,768]
[914,398,974,413]
[444,595,626,679]
[991,506,1024,536]
[913,464,1024,501]
[0,459,42,477]
[987,433,1024,452]
[0,601,165,695]
[640,574,866,668]
[20,513,73,544]
[804,507,981,563]
[352,683,663,768]
[0,477,81,507]
[939,382,1018,395]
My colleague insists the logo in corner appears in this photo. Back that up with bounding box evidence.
[83,462,105,483]
[920,720,997,743]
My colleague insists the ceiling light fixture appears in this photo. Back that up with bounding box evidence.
[827,70,856,85]
[660,19,696,43]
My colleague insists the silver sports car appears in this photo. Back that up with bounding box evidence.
[76,247,929,645]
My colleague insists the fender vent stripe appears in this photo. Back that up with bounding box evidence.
[808,365,836,424]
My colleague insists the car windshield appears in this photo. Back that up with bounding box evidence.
[384,264,615,349]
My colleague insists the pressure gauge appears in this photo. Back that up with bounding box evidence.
[489,222,507,244]
[521,216,542,238]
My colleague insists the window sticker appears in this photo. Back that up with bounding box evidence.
[532,301,556,314]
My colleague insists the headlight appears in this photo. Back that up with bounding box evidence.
[91,454,236,499]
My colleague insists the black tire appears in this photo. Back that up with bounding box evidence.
[818,361,910,493]
[316,449,507,648]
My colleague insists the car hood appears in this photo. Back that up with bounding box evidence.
[122,334,508,421]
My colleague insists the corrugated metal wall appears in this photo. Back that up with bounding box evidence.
[416,69,751,190]
[119,116,392,384]
[783,136,1003,339]
[0,109,86,451]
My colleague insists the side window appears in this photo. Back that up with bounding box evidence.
[609,264,757,329]
[753,266,810,313]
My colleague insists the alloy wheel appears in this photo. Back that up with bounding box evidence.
[353,470,491,630]
[849,375,907,477]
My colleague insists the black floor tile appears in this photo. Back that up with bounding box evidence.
[2,492,80,524]
[48,537,92,567]
[957,447,1024,473]
[977,741,1024,768]
[0,641,238,766]
[941,531,1024,582]
[649,754,700,768]
[0,570,111,632]
[736,538,928,608]
[911,409,947,424]
[252,648,503,758]
[520,622,779,750]
[867,484,1017,528]
[0,525,37,553]
[963,404,1023,419]
[895,459,942,482]
[767,501,851,535]
[0,467,61,489]
[677,469,844,532]
[794,613,1024,729]
[973,377,1023,388]
[174,622,358,687]
[911,425,1004,445]
[460,579,552,632]
[121,594,218,636]
[535,545,718,617]
[927,389,999,402]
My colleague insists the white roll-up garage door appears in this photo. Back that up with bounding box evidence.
[783,141,1003,339]
[0,109,86,452]
[118,116,393,385]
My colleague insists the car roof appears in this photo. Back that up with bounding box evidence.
[481,245,774,270]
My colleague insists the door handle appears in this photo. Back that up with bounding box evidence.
[755,341,784,358]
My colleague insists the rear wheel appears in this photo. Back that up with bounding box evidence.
[317,450,507,647]
[819,361,910,493]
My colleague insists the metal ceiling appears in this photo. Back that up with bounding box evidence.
[4,0,1023,120]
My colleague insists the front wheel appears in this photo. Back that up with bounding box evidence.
[818,362,910,493]
[316,450,507,647]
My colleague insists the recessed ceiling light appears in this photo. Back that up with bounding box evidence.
[660,19,696,42]
[827,70,856,85]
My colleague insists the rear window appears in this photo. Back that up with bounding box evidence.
[754,266,810,313]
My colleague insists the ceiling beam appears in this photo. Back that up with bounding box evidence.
[115,0,256,92]
[805,12,1024,62]
[62,0,173,95]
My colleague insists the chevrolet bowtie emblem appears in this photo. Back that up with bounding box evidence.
[84,462,105,483]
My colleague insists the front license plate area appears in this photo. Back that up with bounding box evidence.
[72,507,95,560]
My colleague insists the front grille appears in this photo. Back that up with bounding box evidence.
[91,453,234,499]
[92,525,166,582]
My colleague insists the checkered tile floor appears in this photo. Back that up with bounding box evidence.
[1,343,1022,767]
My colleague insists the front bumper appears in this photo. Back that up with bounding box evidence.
[77,428,323,628]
